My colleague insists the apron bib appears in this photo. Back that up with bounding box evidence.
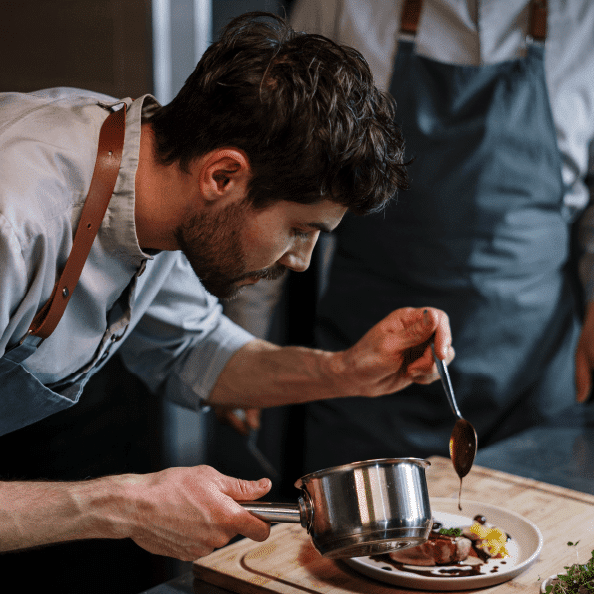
[0,340,89,435]
[306,8,583,468]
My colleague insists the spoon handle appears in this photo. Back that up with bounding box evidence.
[431,343,462,419]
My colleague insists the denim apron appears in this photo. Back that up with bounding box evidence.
[0,106,125,436]
[304,3,583,470]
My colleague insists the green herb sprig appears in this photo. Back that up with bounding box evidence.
[439,527,463,537]
[545,549,594,594]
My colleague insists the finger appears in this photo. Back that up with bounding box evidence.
[133,536,214,561]
[575,347,592,403]
[391,307,438,351]
[244,408,261,431]
[222,476,272,501]
[219,409,250,436]
[228,413,251,435]
[427,308,452,360]
[412,372,441,385]
[218,476,272,542]
[237,507,272,542]
[406,341,436,374]
[408,341,455,384]
[404,308,452,359]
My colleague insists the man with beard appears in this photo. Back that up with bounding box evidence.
[0,12,453,561]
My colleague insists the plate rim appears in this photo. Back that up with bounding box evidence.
[343,497,543,592]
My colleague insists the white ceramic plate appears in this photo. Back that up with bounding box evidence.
[343,498,543,591]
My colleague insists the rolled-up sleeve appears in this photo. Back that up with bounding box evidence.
[117,252,254,409]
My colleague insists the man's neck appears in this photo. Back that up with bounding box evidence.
[134,124,189,252]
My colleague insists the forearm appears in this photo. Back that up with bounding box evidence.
[208,339,348,408]
[0,476,130,552]
[0,463,272,560]
[208,307,453,409]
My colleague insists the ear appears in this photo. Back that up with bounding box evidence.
[197,148,251,204]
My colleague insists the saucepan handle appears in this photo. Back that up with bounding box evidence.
[239,501,302,523]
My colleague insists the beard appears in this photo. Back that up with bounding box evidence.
[174,200,286,299]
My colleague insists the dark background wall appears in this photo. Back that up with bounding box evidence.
[0,0,295,95]
[1,0,153,96]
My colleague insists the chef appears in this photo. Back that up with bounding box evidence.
[283,0,594,472]
[0,12,453,561]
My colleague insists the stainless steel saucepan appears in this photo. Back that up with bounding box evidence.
[240,457,432,559]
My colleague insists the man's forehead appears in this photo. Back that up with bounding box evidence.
[283,199,347,230]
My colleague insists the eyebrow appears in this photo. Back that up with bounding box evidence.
[305,222,336,234]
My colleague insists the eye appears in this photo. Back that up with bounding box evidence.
[293,228,311,239]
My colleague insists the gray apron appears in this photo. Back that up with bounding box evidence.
[0,337,90,435]
[304,6,583,471]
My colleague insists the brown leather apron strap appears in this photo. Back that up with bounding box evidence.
[400,1,546,43]
[28,105,126,340]
[400,0,423,35]
[530,0,547,42]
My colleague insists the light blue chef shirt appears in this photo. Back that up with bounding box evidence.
[0,88,254,415]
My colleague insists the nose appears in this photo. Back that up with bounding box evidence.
[279,234,318,273]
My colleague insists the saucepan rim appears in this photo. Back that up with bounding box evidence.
[294,456,431,487]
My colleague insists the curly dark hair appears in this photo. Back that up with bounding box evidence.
[149,11,408,214]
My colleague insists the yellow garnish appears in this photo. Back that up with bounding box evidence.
[469,523,510,558]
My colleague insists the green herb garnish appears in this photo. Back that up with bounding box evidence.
[439,527,463,537]
[545,549,594,593]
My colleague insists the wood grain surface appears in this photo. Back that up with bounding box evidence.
[193,456,594,593]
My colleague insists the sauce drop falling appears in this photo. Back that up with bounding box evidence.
[449,418,477,510]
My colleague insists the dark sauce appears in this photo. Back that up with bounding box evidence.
[449,419,478,510]
[374,553,485,578]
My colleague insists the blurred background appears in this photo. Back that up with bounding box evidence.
[0,1,305,592]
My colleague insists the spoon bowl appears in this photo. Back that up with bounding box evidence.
[449,418,477,479]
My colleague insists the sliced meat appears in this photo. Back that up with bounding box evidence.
[389,532,472,566]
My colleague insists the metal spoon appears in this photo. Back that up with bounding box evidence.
[233,409,280,480]
[431,343,477,480]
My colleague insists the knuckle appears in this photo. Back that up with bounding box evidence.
[212,532,232,549]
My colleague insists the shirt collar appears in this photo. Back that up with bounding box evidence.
[100,94,162,268]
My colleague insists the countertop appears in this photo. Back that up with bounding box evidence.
[140,424,594,594]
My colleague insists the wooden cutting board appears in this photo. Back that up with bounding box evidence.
[193,456,594,593]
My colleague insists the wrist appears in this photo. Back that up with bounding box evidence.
[71,474,138,541]
[325,349,357,398]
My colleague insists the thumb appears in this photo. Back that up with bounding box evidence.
[223,476,272,502]
[399,308,436,349]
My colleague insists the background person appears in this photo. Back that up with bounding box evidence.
[287,0,594,473]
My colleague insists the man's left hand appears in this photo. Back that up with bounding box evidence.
[576,301,594,402]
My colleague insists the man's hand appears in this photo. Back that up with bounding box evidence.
[0,466,272,562]
[576,301,594,403]
[112,466,272,560]
[214,407,261,436]
[334,307,454,397]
